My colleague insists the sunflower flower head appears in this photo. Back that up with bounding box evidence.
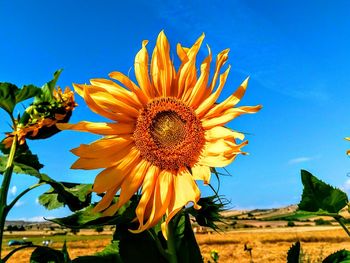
[58,31,262,236]
[3,86,77,148]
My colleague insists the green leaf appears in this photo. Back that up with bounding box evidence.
[323,250,350,263]
[34,70,62,104]
[287,241,301,263]
[38,179,92,212]
[15,85,41,104]
[114,224,167,263]
[30,246,65,263]
[298,170,348,214]
[61,241,71,263]
[50,197,138,229]
[0,82,18,114]
[173,213,203,263]
[0,143,43,176]
[72,241,122,263]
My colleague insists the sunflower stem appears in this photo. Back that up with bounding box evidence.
[167,219,178,263]
[0,134,18,262]
[334,216,350,238]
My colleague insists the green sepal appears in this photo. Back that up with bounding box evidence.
[322,249,350,263]
[298,170,348,214]
[0,82,18,114]
[287,241,301,263]
[187,195,228,231]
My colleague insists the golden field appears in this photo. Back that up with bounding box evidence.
[3,226,350,263]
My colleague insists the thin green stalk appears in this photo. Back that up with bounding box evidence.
[147,229,168,260]
[7,183,44,212]
[167,219,178,263]
[0,134,17,261]
[2,245,42,262]
[334,216,350,238]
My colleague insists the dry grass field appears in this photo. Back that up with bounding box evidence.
[3,226,350,263]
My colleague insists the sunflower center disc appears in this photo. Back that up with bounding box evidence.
[151,111,186,148]
[134,97,205,171]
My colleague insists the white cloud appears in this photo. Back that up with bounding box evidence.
[35,198,40,205]
[14,200,25,207]
[342,179,350,191]
[9,186,17,196]
[288,155,321,165]
[16,216,54,222]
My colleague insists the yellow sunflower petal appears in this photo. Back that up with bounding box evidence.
[191,165,211,184]
[176,34,205,98]
[208,48,230,94]
[109,71,149,105]
[163,169,201,237]
[195,66,231,117]
[71,143,133,170]
[205,126,245,141]
[198,141,248,167]
[71,135,133,158]
[204,77,249,119]
[134,40,154,98]
[90,78,142,109]
[185,46,212,108]
[131,165,159,231]
[92,147,141,193]
[74,83,130,122]
[56,121,134,136]
[131,170,173,233]
[116,160,150,210]
[151,31,175,97]
[93,185,119,212]
[202,105,262,129]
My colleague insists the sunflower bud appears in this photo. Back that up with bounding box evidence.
[3,87,77,148]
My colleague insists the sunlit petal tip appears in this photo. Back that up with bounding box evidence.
[345,137,350,141]
[72,83,85,97]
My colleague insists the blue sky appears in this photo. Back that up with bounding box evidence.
[1,0,350,220]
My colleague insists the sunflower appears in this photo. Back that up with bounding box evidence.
[58,31,261,235]
[3,87,76,148]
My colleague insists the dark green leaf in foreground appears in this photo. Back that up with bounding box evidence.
[173,212,203,263]
[72,241,122,263]
[15,85,41,104]
[61,241,71,263]
[30,246,65,263]
[298,170,348,214]
[287,241,301,263]
[323,249,350,263]
[0,82,18,114]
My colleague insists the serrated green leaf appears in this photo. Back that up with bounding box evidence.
[72,241,122,263]
[30,246,65,263]
[298,170,348,214]
[50,197,138,229]
[0,82,18,114]
[34,70,62,104]
[323,249,350,263]
[287,241,301,263]
[38,179,92,212]
[15,85,41,104]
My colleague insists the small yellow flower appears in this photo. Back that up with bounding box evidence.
[58,31,261,235]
